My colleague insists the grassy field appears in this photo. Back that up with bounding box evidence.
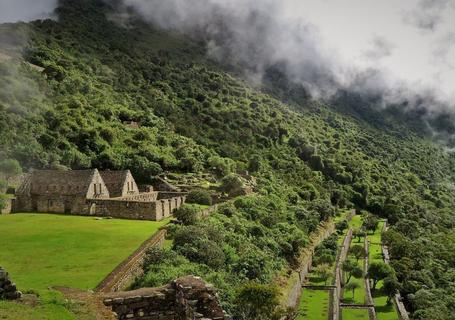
[342,308,370,319]
[0,213,168,290]
[368,221,399,320]
[296,289,330,320]
[0,213,168,319]
[343,240,366,304]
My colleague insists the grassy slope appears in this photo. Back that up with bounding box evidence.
[343,215,364,304]
[342,308,370,320]
[0,290,75,320]
[296,289,329,320]
[0,213,167,290]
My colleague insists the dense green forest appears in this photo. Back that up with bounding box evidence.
[1,0,454,319]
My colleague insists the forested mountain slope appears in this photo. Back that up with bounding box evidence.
[1,0,454,319]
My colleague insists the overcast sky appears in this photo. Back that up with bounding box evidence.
[285,0,455,99]
[1,0,454,101]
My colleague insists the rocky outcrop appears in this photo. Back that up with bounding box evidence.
[103,276,229,320]
[0,267,21,300]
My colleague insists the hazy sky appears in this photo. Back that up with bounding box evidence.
[285,0,455,99]
[0,0,57,22]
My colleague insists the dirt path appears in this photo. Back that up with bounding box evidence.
[54,287,116,320]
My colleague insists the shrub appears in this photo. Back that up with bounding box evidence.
[234,282,282,320]
[220,174,243,195]
[0,179,7,192]
[173,204,199,225]
[218,202,236,217]
[187,189,212,205]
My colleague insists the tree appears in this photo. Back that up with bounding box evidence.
[383,276,401,304]
[219,174,243,196]
[0,159,22,183]
[314,263,332,285]
[352,228,366,243]
[186,189,212,205]
[343,259,363,284]
[349,245,366,262]
[235,283,283,320]
[362,214,379,234]
[345,282,360,299]
[173,204,199,225]
[368,261,394,290]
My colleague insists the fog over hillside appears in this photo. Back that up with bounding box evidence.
[1,0,455,144]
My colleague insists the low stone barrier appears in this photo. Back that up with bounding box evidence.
[103,276,229,320]
[95,229,167,293]
[199,204,219,218]
[332,228,353,320]
[0,198,14,214]
[0,267,21,300]
[382,222,410,320]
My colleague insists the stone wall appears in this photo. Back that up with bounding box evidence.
[382,222,410,320]
[96,229,167,293]
[89,199,160,220]
[0,198,13,214]
[0,267,21,300]
[157,192,188,200]
[103,276,228,320]
[333,228,353,320]
[116,192,159,202]
[199,204,219,218]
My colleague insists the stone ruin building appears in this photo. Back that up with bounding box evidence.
[13,169,187,221]
[104,276,229,320]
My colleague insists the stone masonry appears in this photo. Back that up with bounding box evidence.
[104,276,229,320]
[0,267,21,300]
[14,169,187,221]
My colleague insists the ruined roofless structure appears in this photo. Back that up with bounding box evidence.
[14,169,187,221]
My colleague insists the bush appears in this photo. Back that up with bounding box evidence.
[173,226,225,268]
[187,189,212,205]
[218,202,236,217]
[0,179,7,192]
[220,174,243,195]
[234,282,282,320]
[173,204,199,225]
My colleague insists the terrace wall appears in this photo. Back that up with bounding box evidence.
[333,228,353,320]
[95,229,167,293]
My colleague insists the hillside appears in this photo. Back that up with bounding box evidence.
[1,0,455,319]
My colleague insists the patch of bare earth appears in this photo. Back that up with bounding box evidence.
[53,287,116,320]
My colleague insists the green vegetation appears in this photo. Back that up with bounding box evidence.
[369,221,399,320]
[186,189,213,205]
[0,213,167,290]
[342,308,370,320]
[343,243,366,305]
[0,0,454,318]
[296,289,329,320]
[0,290,76,320]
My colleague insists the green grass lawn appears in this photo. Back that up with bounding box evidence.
[0,213,168,290]
[343,240,366,305]
[296,289,330,320]
[368,220,399,320]
[342,308,370,319]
